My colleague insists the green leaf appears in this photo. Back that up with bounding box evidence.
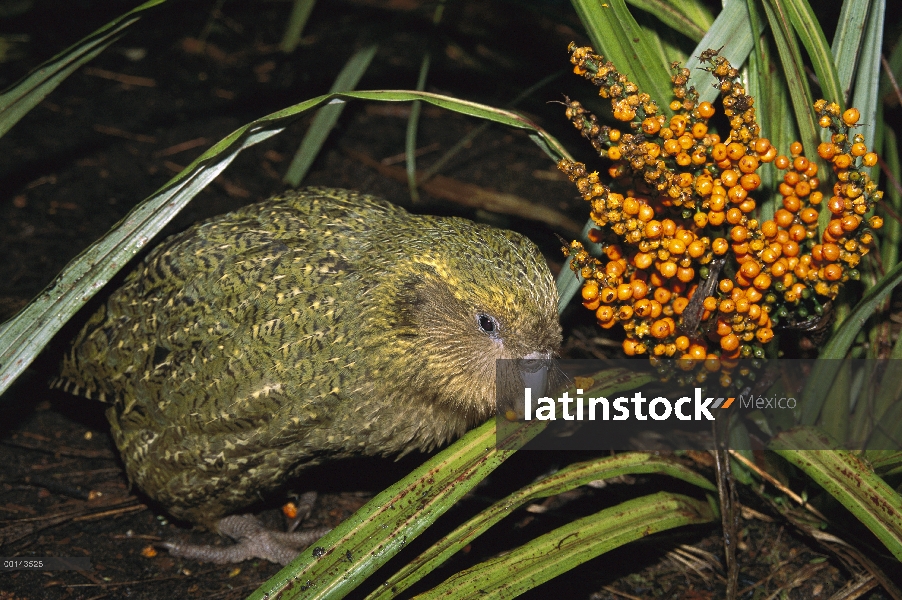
[283,44,379,187]
[761,0,820,160]
[879,122,900,271]
[369,453,714,599]
[0,89,570,397]
[246,419,545,600]
[800,260,902,424]
[683,0,763,104]
[746,28,796,223]
[406,52,431,202]
[771,427,902,561]
[847,0,884,160]
[781,0,845,107]
[626,0,709,42]
[570,0,675,112]
[0,0,166,138]
[832,0,872,101]
[413,492,715,599]
[279,0,317,54]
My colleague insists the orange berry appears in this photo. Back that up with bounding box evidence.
[634,252,653,269]
[863,152,878,167]
[842,107,860,126]
[667,239,686,255]
[631,279,648,299]
[654,287,672,304]
[596,305,615,323]
[709,194,726,211]
[793,156,809,172]
[582,280,600,301]
[822,243,841,261]
[789,224,807,242]
[617,283,633,301]
[783,195,801,212]
[727,142,746,161]
[677,267,695,283]
[649,300,663,318]
[711,143,728,161]
[638,204,655,222]
[774,209,794,228]
[730,225,748,243]
[712,238,729,255]
[841,214,860,232]
[659,261,678,278]
[800,207,818,224]
[703,296,718,311]
[726,208,743,224]
[642,117,661,134]
[827,196,845,214]
[759,145,778,162]
[687,240,706,258]
[719,299,736,313]
[752,273,772,290]
[645,220,663,238]
[729,185,748,203]
[754,138,771,154]
[618,305,634,320]
[721,333,740,351]
[740,173,760,191]
[651,319,672,339]
[770,259,787,277]
[740,261,761,278]
[622,339,645,356]
[600,287,616,303]
[790,141,803,156]
[756,328,774,343]
[760,220,778,238]
[662,219,677,237]
[818,142,837,160]
[824,263,843,281]
[721,169,739,188]
[833,154,852,169]
[697,101,716,118]
[775,155,790,170]
[719,278,734,293]
[869,215,884,229]
[623,197,640,215]
[708,211,725,226]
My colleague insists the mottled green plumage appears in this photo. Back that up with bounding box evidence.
[56,187,560,527]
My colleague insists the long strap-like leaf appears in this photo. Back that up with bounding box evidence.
[0,0,166,138]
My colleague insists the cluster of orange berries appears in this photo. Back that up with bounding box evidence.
[560,44,883,375]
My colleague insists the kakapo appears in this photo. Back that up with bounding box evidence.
[55,187,561,563]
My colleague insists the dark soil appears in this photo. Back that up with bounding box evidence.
[0,1,899,598]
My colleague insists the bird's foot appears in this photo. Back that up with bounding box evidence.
[163,494,330,565]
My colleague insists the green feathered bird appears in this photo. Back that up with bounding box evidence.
[54,187,560,561]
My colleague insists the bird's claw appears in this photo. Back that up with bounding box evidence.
[163,513,331,565]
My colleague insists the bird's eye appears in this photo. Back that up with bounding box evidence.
[477,313,499,334]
